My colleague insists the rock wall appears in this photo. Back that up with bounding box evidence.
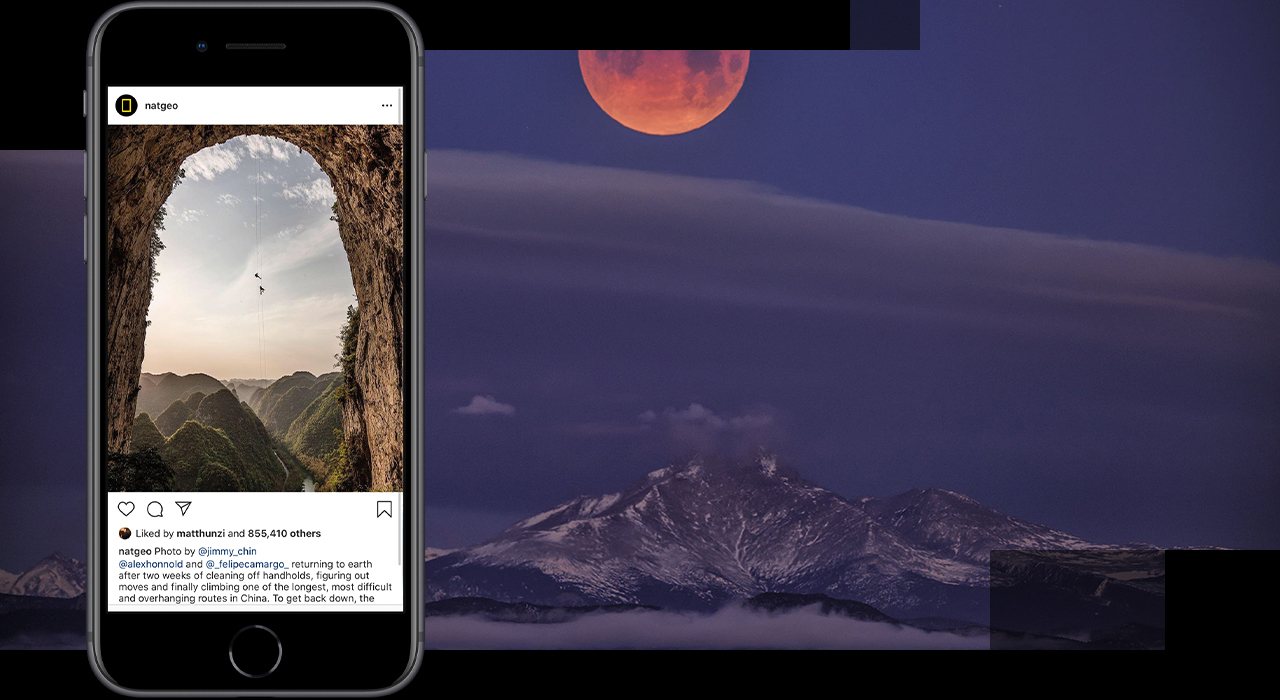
[106,125,404,491]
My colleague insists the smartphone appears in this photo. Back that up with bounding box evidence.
[86,3,423,694]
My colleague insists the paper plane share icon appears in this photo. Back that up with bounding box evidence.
[176,501,192,516]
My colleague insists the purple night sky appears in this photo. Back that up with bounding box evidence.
[2,2,1278,574]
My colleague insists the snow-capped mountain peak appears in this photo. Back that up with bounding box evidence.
[424,451,1134,620]
[4,552,86,598]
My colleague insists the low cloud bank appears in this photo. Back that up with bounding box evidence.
[424,603,988,650]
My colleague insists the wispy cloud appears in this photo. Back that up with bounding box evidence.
[170,208,204,224]
[242,134,295,162]
[658,403,774,431]
[278,178,337,208]
[422,151,1280,362]
[180,135,294,183]
[453,396,516,416]
[215,193,240,207]
[182,143,241,181]
[643,403,781,452]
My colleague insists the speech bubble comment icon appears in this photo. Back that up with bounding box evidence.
[118,501,134,516]
[147,501,163,517]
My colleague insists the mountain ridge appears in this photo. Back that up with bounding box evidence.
[1,553,85,598]
[424,449,1159,619]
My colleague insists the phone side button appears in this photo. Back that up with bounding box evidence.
[229,625,282,679]
[83,215,87,264]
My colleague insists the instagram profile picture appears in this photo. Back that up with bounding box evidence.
[115,94,137,117]
[119,527,132,540]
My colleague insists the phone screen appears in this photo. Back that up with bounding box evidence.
[101,86,405,614]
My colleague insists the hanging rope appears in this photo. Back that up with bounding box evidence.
[256,157,265,379]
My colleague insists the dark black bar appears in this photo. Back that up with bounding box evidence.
[1166,549,1268,651]
[2,2,922,149]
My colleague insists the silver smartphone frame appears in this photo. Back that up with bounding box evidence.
[85,2,425,695]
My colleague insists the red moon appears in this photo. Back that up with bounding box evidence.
[579,50,750,135]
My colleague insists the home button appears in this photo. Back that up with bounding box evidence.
[229,625,282,678]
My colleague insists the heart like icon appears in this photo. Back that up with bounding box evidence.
[118,501,135,516]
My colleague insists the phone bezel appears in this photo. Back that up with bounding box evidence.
[86,3,423,695]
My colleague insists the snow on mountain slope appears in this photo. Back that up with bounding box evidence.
[3,553,86,598]
[424,548,457,562]
[860,487,1111,565]
[424,450,1130,619]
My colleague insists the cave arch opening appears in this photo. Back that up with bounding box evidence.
[105,124,404,491]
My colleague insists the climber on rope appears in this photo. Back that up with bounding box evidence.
[254,273,261,279]
[259,285,265,295]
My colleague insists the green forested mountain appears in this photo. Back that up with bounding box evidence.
[284,375,344,480]
[183,392,207,411]
[107,449,173,492]
[154,400,192,437]
[196,462,243,491]
[225,377,275,390]
[249,371,315,413]
[253,371,341,437]
[229,382,260,405]
[154,391,210,437]
[161,420,249,491]
[130,369,341,492]
[193,389,286,491]
[130,413,166,452]
[135,372,227,417]
[263,386,319,435]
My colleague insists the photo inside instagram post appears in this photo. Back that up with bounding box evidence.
[105,125,404,495]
